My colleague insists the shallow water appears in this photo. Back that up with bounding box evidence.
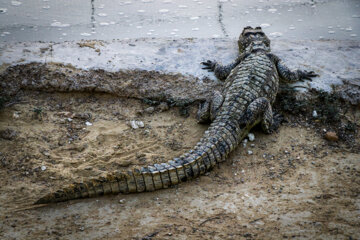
[0,0,359,42]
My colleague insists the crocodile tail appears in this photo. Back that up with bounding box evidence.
[34,120,242,204]
[34,171,137,204]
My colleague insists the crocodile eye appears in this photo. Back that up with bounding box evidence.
[245,32,252,37]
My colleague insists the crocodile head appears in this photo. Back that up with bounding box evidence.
[238,26,271,53]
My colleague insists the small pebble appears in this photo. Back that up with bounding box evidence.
[119,199,125,204]
[130,120,138,129]
[324,131,338,141]
[41,165,47,171]
[248,133,255,142]
[12,112,20,119]
[247,150,253,155]
[242,139,248,147]
[312,110,318,118]
[144,107,155,114]
[136,121,145,128]
[85,121,92,126]
[129,120,145,129]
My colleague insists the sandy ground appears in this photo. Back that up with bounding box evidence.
[0,88,359,239]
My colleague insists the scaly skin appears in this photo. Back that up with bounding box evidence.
[35,26,318,204]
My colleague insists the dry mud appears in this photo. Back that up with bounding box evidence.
[0,64,359,240]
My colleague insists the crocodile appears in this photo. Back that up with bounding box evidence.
[35,26,317,204]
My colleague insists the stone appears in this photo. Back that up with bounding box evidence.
[74,113,92,120]
[312,110,318,118]
[144,107,155,114]
[324,131,338,141]
[12,112,20,119]
[129,120,138,129]
[248,133,255,142]
[136,121,145,128]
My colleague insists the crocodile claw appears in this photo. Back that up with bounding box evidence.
[299,70,319,81]
[201,60,216,71]
[269,113,284,133]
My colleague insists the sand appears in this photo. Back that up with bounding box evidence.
[0,84,359,239]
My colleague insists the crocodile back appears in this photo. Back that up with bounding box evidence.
[218,52,279,122]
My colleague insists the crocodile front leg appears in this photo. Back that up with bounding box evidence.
[201,53,248,81]
[268,53,318,83]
